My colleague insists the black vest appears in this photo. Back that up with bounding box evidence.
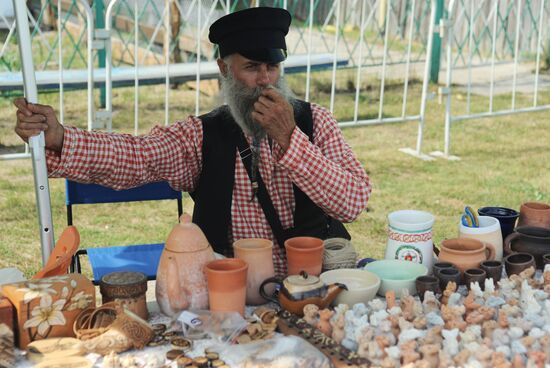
[190,100,350,255]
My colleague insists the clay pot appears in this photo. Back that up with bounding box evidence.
[156,214,215,316]
[284,237,324,276]
[233,238,275,305]
[478,207,519,241]
[205,258,248,316]
[432,262,456,278]
[504,252,535,276]
[415,275,439,301]
[543,254,550,267]
[480,260,504,283]
[438,238,496,274]
[518,202,550,228]
[437,268,461,290]
[464,268,486,290]
[504,226,550,269]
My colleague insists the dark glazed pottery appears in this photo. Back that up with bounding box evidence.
[464,268,486,290]
[432,262,456,278]
[504,226,550,269]
[480,260,503,283]
[543,254,550,268]
[437,267,461,290]
[478,207,519,241]
[504,252,535,276]
[416,275,439,301]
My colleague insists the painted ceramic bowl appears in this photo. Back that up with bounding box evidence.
[320,269,380,307]
[363,260,428,296]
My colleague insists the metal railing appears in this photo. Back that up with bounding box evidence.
[435,0,550,159]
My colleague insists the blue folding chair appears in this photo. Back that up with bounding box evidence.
[67,180,183,284]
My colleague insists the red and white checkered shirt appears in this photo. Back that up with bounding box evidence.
[46,103,371,275]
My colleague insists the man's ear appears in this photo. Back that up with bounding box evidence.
[217,58,228,77]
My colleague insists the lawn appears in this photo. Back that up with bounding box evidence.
[0,70,549,278]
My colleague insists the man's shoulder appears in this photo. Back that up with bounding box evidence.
[198,105,231,122]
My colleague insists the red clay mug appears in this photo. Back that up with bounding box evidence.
[284,237,324,276]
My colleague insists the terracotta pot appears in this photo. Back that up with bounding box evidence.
[284,237,324,276]
[437,268,461,290]
[480,260,503,283]
[504,226,550,269]
[156,214,215,316]
[415,276,439,301]
[233,238,275,305]
[504,252,535,276]
[438,238,496,274]
[464,268,486,290]
[205,258,248,316]
[518,202,550,228]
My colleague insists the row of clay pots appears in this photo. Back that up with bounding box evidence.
[156,215,325,317]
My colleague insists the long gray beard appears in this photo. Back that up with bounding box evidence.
[219,72,296,142]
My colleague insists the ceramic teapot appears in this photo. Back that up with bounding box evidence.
[259,271,347,316]
[156,214,215,316]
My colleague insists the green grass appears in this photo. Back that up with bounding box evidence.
[0,71,549,278]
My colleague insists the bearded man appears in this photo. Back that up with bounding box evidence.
[14,7,370,275]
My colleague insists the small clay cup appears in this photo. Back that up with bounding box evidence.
[285,237,324,276]
[480,260,503,283]
[543,254,550,268]
[464,268,486,290]
[432,262,456,277]
[504,252,535,276]
[437,267,461,290]
[205,258,248,316]
[415,275,439,301]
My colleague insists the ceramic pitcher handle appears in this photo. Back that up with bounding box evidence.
[503,232,520,255]
[259,276,282,305]
[485,242,496,261]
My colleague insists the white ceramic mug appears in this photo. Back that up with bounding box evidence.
[385,210,435,271]
[459,215,503,261]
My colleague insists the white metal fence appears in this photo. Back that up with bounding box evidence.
[3,0,549,161]
[436,0,550,159]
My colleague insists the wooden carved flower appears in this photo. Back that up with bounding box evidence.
[23,294,67,336]
[16,282,57,303]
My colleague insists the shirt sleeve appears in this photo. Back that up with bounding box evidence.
[275,103,371,222]
[45,117,203,192]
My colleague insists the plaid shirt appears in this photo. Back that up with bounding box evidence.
[46,103,371,275]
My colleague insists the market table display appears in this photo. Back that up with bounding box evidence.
[2,201,550,367]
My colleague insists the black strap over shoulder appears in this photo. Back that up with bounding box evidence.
[191,100,349,255]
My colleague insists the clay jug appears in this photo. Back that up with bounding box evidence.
[438,238,496,274]
[233,238,275,305]
[156,214,215,316]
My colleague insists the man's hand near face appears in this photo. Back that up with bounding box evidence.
[251,88,296,151]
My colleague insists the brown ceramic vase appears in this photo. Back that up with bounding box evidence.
[205,258,248,316]
[156,214,216,316]
[438,238,496,274]
[284,237,324,276]
[518,202,550,228]
[233,238,275,305]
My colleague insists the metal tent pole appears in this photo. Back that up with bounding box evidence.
[12,0,55,266]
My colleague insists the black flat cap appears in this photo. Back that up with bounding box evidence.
[208,7,291,63]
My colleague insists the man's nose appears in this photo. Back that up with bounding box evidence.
[257,64,271,86]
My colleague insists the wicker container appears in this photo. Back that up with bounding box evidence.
[99,272,148,320]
